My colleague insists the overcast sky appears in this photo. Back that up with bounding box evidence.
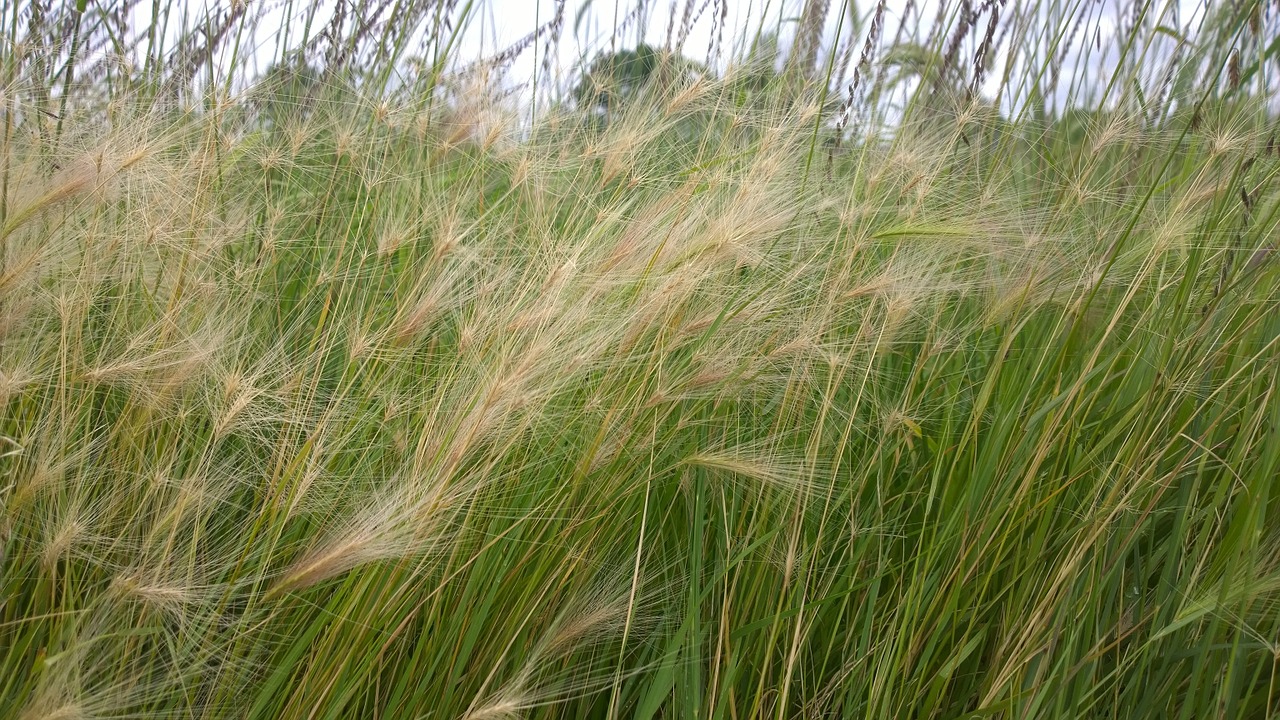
[460,0,875,102]
[142,0,1218,116]
[220,0,883,85]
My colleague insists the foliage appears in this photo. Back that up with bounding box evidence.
[1,2,1280,719]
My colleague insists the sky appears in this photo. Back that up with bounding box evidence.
[457,0,875,103]
[133,0,1223,117]
[215,1,879,88]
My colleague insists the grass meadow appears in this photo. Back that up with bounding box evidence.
[2,0,1280,717]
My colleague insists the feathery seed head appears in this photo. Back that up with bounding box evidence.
[43,512,86,570]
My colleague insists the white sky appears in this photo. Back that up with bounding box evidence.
[135,0,1223,116]
[460,0,876,102]
[464,0,843,74]
[221,1,883,87]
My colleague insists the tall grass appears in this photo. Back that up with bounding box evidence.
[2,1,1279,718]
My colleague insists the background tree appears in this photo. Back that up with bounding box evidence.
[572,43,710,118]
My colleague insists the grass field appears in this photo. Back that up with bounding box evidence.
[2,1,1280,717]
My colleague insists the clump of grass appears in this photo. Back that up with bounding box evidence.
[2,1,1280,718]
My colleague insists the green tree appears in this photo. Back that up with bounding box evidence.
[573,43,711,117]
[251,60,327,130]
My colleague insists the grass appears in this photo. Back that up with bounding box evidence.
[1,0,1279,718]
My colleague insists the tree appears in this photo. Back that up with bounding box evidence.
[573,43,709,119]
[250,60,327,129]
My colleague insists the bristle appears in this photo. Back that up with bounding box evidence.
[3,3,1278,718]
